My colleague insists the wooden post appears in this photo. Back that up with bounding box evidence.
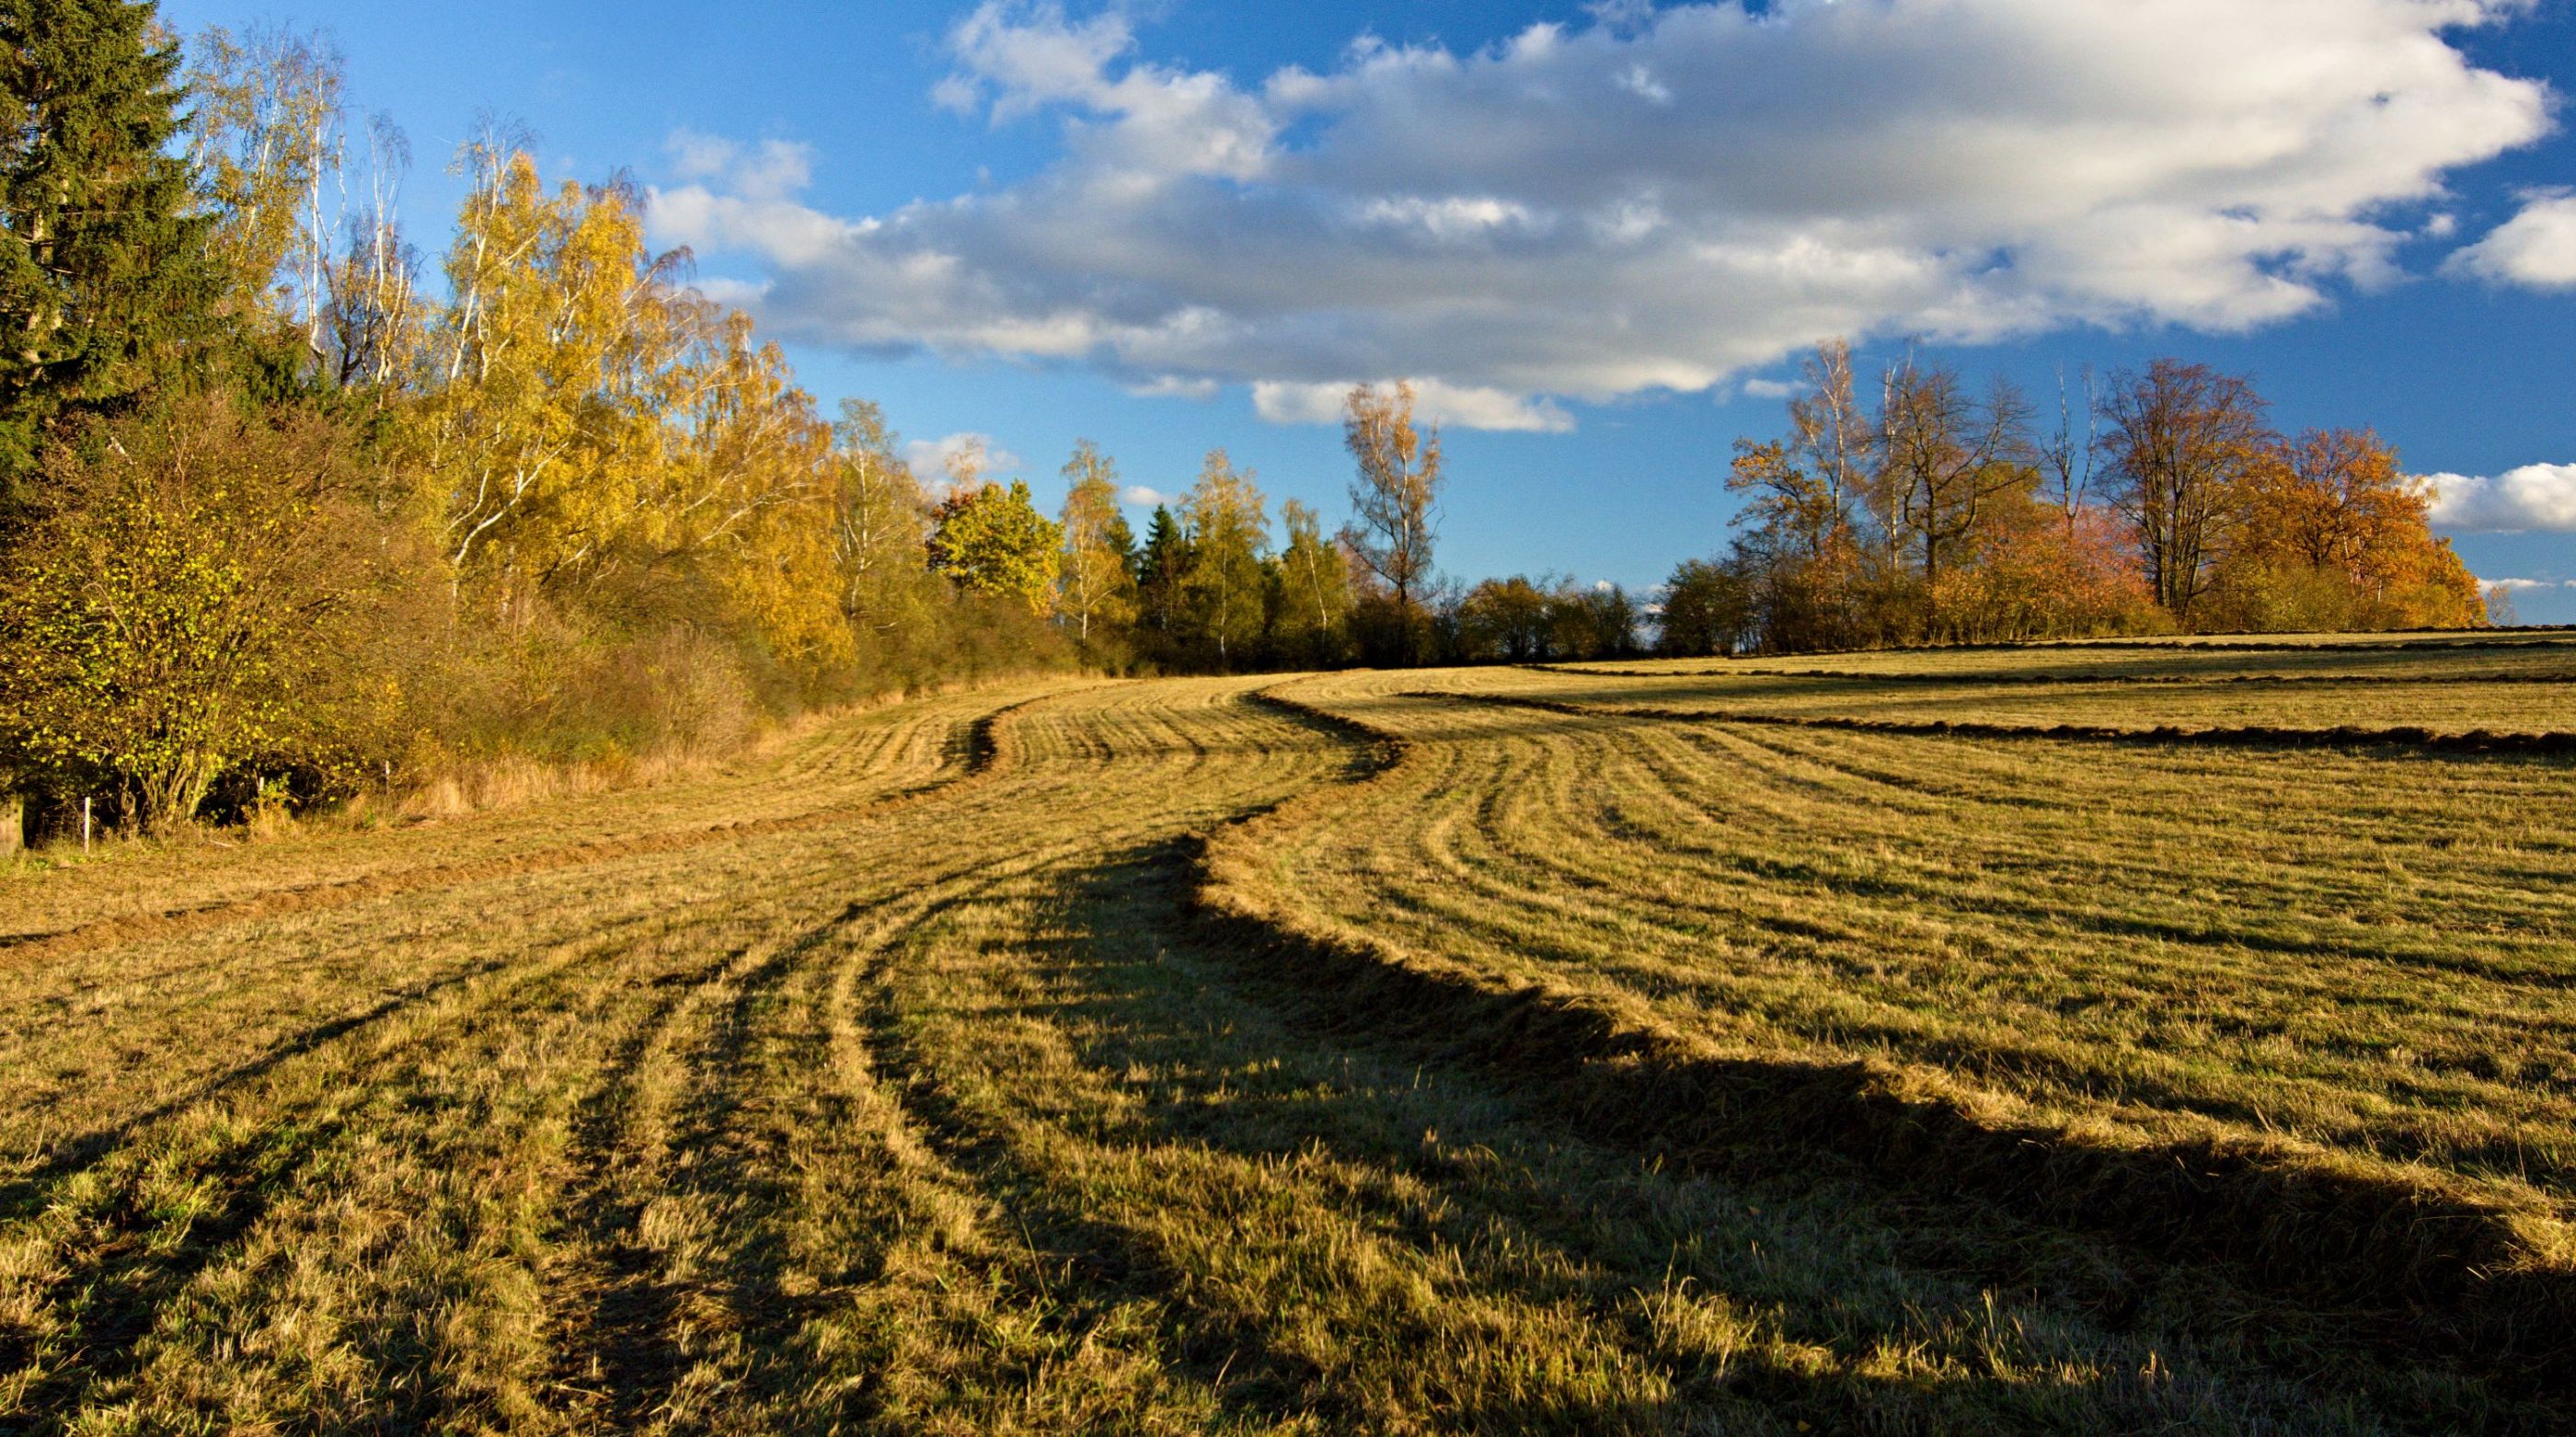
[0,793,20,858]
[82,796,92,854]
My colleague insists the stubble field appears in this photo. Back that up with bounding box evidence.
[3,636,2570,1432]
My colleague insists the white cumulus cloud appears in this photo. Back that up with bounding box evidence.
[1248,379,1573,432]
[1120,484,1173,506]
[2422,463,2576,533]
[2445,190,2576,290]
[1122,375,1219,400]
[650,0,2553,430]
[904,432,1021,490]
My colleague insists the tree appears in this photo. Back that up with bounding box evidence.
[2101,360,2271,625]
[832,398,933,635]
[0,0,223,505]
[1562,581,1640,660]
[929,478,1062,612]
[642,299,844,679]
[185,23,345,352]
[1270,498,1352,667]
[1056,440,1136,647]
[1726,438,1848,563]
[2040,362,2099,538]
[0,394,424,831]
[2216,428,2484,630]
[1341,380,1442,661]
[317,113,420,395]
[1457,576,1554,661]
[1179,448,1269,666]
[1788,339,1880,558]
[1658,558,1753,656]
[410,144,673,598]
[1877,361,2033,604]
[1133,503,1189,652]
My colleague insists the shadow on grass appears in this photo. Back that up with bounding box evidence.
[925,844,2447,1432]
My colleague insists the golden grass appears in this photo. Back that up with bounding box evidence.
[1523,638,2576,735]
[0,648,2566,1430]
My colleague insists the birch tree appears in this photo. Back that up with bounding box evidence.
[1341,381,1441,659]
[1180,448,1269,666]
[1271,498,1351,666]
[412,145,669,600]
[186,24,345,351]
[1056,440,1135,645]
[832,398,932,634]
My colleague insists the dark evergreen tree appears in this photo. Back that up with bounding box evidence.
[1133,504,1188,638]
[1102,510,1135,572]
[0,0,222,509]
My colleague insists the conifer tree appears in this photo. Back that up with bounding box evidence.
[0,0,222,508]
[1134,504,1189,641]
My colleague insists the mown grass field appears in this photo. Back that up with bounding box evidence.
[3,638,2571,1431]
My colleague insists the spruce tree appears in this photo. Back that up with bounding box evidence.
[0,0,220,510]
[1134,504,1189,638]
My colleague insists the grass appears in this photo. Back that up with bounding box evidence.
[1522,634,2576,734]
[0,645,2569,1430]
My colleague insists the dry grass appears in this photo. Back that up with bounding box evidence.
[1525,636,2576,734]
[0,648,2567,1431]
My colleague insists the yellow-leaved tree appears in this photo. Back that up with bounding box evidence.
[1056,440,1136,650]
[411,142,669,608]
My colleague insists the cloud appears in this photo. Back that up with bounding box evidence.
[2478,576,2555,592]
[1737,377,1800,400]
[1249,379,1573,432]
[1123,374,1219,400]
[903,432,1021,489]
[2445,190,2576,290]
[2421,463,2576,532]
[650,0,2552,428]
[665,131,813,201]
[1120,484,1173,506]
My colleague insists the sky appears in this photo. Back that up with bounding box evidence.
[161,0,2576,619]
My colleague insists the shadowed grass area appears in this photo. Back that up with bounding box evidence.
[0,652,2566,1430]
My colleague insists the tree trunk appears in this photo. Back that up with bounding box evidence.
[0,794,20,857]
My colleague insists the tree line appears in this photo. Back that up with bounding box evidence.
[1659,341,2489,656]
[0,5,1095,836]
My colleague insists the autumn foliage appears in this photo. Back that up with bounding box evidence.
[1680,344,2480,654]
[0,17,1073,834]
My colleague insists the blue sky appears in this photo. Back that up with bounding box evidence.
[164,0,2576,618]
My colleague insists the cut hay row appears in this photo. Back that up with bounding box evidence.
[1424,686,2576,758]
[1200,678,2576,1378]
[0,685,1079,952]
[1687,634,2576,658]
[1543,664,2576,687]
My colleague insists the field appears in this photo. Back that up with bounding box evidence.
[3,638,2572,1431]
